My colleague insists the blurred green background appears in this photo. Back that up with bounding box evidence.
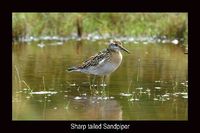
[12,13,188,44]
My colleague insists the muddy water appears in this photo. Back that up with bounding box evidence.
[12,40,188,120]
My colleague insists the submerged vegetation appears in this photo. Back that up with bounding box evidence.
[12,13,188,44]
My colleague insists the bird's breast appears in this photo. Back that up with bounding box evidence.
[110,51,123,66]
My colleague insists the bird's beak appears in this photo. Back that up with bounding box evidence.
[120,45,130,54]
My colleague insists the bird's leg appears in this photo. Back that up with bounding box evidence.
[91,75,98,95]
[92,75,96,87]
[103,75,106,89]
[88,75,96,95]
[101,75,106,97]
[88,75,92,91]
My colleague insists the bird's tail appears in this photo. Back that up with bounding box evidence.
[67,67,80,72]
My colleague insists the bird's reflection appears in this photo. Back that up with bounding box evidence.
[69,96,122,120]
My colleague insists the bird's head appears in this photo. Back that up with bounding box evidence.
[108,40,130,53]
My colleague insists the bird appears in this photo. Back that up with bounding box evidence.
[67,40,130,77]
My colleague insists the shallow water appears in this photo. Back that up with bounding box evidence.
[12,40,188,120]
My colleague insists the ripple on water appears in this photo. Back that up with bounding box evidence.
[155,87,161,90]
[30,91,58,95]
[120,93,132,97]
[74,96,82,100]
[182,95,188,99]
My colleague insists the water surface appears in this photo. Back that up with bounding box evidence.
[12,40,188,120]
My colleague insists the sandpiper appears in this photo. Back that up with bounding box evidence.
[67,40,130,76]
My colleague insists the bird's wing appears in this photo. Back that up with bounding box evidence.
[79,49,110,69]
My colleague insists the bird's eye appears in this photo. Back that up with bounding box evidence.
[114,44,117,46]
